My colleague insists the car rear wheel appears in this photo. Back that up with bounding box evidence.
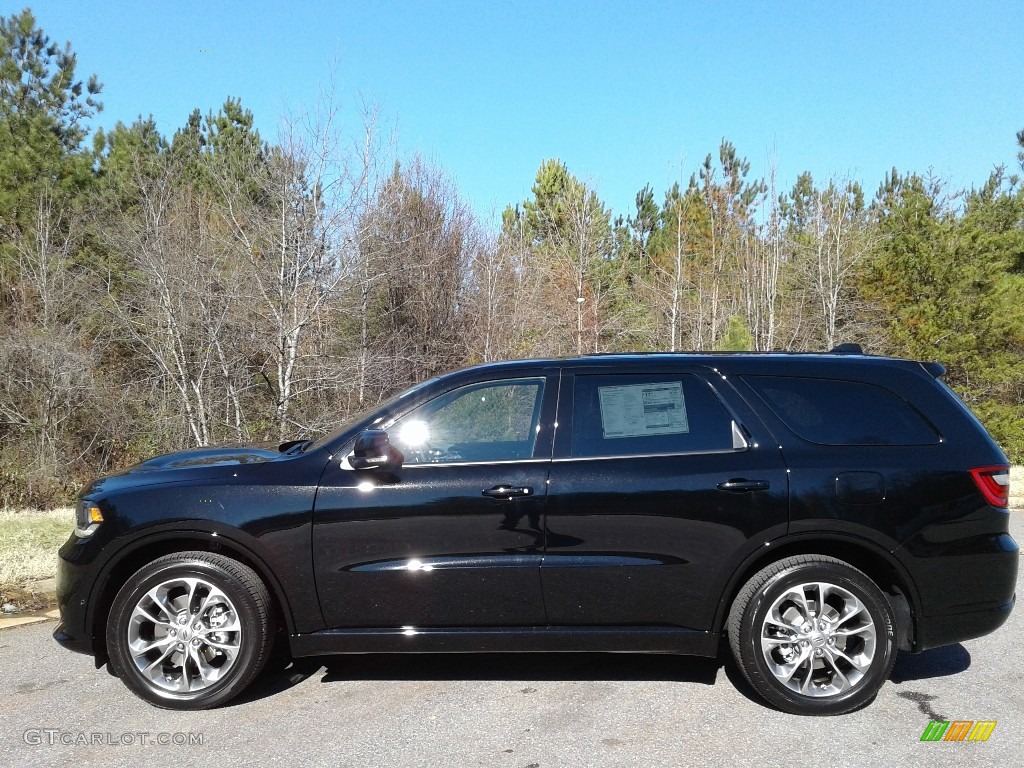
[106,551,274,710]
[728,555,897,715]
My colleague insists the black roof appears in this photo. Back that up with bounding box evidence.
[444,347,941,378]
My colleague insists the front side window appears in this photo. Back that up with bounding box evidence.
[571,374,736,458]
[389,379,545,464]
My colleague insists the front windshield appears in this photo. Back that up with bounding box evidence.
[303,377,440,453]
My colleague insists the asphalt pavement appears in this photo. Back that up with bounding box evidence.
[2,512,1021,768]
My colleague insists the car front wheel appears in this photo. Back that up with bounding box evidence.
[106,551,274,710]
[728,555,897,715]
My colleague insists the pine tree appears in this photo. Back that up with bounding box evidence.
[0,8,102,236]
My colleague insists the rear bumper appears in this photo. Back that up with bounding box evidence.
[914,594,1015,652]
[896,530,1018,651]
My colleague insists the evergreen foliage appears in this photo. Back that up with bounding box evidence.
[1,10,1022,504]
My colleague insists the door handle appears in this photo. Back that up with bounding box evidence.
[482,485,533,499]
[717,479,770,493]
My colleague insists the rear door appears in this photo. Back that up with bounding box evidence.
[540,364,789,631]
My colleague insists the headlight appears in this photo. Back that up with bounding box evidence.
[75,500,104,538]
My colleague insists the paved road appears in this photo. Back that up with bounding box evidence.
[2,514,1021,768]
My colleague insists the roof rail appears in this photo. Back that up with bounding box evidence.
[830,343,864,355]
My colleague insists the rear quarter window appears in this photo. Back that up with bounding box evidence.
[742,375,940,446]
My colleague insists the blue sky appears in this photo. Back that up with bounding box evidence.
[33,0,1024,223]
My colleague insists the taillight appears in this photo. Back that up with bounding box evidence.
[970,466,1010,508]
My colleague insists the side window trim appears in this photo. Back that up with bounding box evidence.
[402,458,553,468]
[551,445,747,463]
[731,420,749,450]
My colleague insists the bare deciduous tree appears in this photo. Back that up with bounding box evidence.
[797,181,873,349]
[740,162,783,351]
[360,156,473,387]
[217,93,388,438]
[102,157,240,447]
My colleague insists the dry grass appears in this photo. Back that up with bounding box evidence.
[0,507,74,609]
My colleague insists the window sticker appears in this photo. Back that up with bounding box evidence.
[597,381,689,438]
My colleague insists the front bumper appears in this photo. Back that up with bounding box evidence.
[52,621,94,655]
[53,532,102,659]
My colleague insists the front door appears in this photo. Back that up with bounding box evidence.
[313,374,557,628]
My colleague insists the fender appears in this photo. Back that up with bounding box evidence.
[711,529,923,639]
[84,521,322,640]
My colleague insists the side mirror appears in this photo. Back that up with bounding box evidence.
[349,429,404,471]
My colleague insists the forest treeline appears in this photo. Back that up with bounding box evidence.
[2,9,1023,506]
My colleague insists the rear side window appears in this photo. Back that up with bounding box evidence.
[571,374,737,457]
[743,375,940,446]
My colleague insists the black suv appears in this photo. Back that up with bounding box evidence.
[54,350,1017,715]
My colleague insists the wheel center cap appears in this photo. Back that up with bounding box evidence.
[179,627,191,642]
[811,633,827,648]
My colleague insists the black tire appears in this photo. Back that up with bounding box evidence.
[727,555,896,716]
[106,551,274,710]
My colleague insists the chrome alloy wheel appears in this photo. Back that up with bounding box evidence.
[126,576,242,694]
[760,581,877,698]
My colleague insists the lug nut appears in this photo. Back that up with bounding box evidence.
[176,643,184,650]
[169,629,177,637]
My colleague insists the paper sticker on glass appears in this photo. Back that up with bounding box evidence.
[598,381,689,438]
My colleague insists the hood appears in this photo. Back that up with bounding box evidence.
[128,445,282,472]
[81,443,287,498]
